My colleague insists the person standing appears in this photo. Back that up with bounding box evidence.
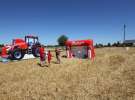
[1,46,9,63]
[55,48,61,64]
[78,50,81,59]
[39,45,45,66]
[48,50,52,65]
[87,47,91,59]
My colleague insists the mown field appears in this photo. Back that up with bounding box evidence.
[0,47,135,100]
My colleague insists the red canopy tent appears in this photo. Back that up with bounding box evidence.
[65,39,95,59]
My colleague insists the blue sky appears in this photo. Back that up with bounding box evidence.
[0,0,135,45]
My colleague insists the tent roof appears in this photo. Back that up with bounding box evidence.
[65,39,93,46]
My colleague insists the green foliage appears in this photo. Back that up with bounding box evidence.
[57,35,68,46]
[112,41,123,47]
[107,43,111,47]
[95,41,135,48]
[0,44,4,47]
[95,43,104,48]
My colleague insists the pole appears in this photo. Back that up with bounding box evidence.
[124,24,126,42]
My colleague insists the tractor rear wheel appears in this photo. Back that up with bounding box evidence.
[12,49,24,60]
[32,47,40,57]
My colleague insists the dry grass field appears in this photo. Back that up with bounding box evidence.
[0,47,135,100]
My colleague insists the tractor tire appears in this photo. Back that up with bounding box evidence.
[32,47,40,57]
[12,49,24,60]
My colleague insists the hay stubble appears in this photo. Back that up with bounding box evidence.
[0,47,135,100]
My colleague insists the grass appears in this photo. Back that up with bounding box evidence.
[0,47,135,100]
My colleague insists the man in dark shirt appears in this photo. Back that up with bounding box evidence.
[55,48,61,64]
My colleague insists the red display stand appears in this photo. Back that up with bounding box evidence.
[65,40,95,59]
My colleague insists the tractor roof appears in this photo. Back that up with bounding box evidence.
[25,35,38,39]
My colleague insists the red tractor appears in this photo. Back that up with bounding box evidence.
[3,35,41,60]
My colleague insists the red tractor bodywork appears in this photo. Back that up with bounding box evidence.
[12,39,28,50]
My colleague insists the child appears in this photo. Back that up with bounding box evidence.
[39,45,45,66]
[48,50,52,65]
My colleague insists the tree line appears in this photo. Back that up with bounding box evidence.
[57,35,135,48]
[95,41,134,48]
[0,35,134,48]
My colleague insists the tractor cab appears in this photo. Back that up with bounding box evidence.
[25,35,41,47]
[25,35,41,57]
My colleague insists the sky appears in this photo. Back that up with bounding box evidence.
[0,0,135,45]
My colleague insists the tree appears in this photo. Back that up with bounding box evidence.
[112,41,121,47]
[57,35,68,46]
[95,43,98,48]
[107,43,111,47]
[98,43,104,47]
[94,43,104,48]
[0,44,4,47]
[112,42,118,47]
[116,41,120,47]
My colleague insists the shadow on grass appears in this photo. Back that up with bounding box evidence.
[37,63,48,67]
[51,61,60,64]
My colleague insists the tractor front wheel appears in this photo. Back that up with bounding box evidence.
[32,47,40,57]
[12,49,24,60]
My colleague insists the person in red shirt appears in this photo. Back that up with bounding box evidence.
[39,45,45,66]
[48,50,52,65]
[1,47,7,57]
